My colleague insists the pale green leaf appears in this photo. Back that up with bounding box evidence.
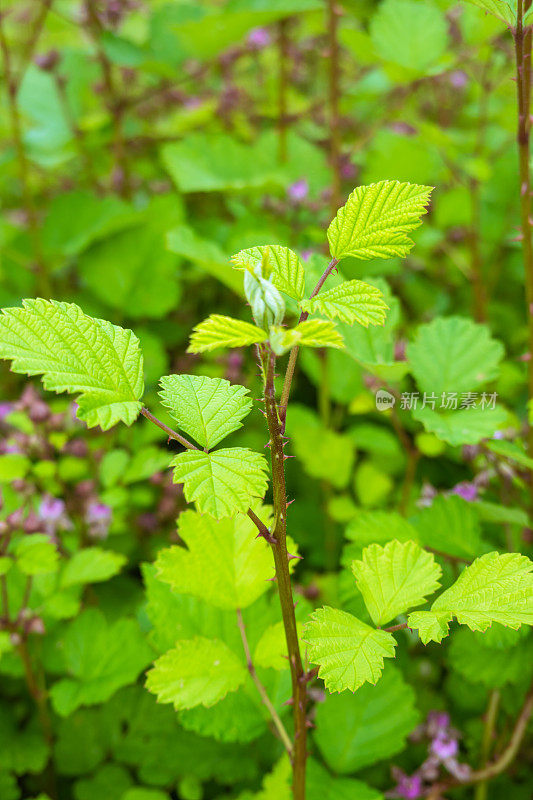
[301,280,388,327]
[464,0,515,26]
[254,621,304,670]
[327,180,432,261]
[15,534,59,576]
[60,547,126,588]
[304,606,396,693]
[154,507,274,610]
[485,439,533,471]
[293,319,345,349]
[352,540,442,626]
[431,551,533,631]
[187,314,267,353]
[407,316,504,395]
[407,610,452,644]
[371,0,449,75]
[269,326,303,356]
[231,245,305,301]
[158,374,252,449]
[314,666,419,773]
[411,494,485,560]
[0,299,144,430]
[171,448,269,518]
[146,637,246,710]
[412,405,507,446]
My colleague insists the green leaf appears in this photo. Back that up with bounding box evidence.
[314,666,420,773]
[407,610,452,644]
[307,759,384,800]
[154,507,274,609]
[411,495,485,560]
[0,708,49,775]
[0,453,30,482]
[449,628,533,687]
[293,319,345,349]
[485,439,533,471]
[304,606,396,693]
[254,621,304,670]
[327,180,432,262]
[171,448,269,518]
[412,405,507,446]
[50,609,152,716]
[180,684,270,744]
[352,540,442,626]
[158,374,252,449]
[166,225,243,295]
[301,280,388,327]
[432,551,533,631]
[231,245,305,301]
[187,314,267,353]
[371,0,449,76]
[287,405,354,489]
[0,300,144,430]
[464,0,515,26]
[15,534,59,576]
[60,547,126,588]
[407,316,504,396]
[146,637,246,710]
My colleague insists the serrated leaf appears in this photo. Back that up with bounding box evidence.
[407,316,504,395]
[449,628,533,687]
[158,374,252,449]
[464,0,515,26]
[314,666,419,773]
[293,319,345,349]
[411,494,485,560]
[171,448,269,518]
[60,547,126,588]
[431,551,533,631]
[155,507,274,610]
[231,245,305,301]
[407,610,452,644]
[146,637,246,710]
[304,606,396,693]
[0,299,144,430]
[352,540,442,626]
[187,314,267,353]
[179,681,270,744]
[301,280,388,327]
[327,180,432,262]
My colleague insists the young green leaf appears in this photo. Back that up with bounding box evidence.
[15,534,59,576]
[327,180,432,262]
[0,299,144,430]
[304,606,396,693]
[155,507,274,609]
[300,280,388,327]
[60,547,127,588]
[409,551,533,643]
[352,540,442,626]
[294,319,345,349]
[187,314,267,353]
[146,637,246,710]
[231,245,305,301]
[464,0,515,26]
[171,448,269,518]
[158,374,252,449]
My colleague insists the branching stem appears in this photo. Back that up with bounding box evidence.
[140,407,197,451]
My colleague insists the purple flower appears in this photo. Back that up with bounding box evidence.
[0,403,13,421]
[449,70,468,89]
[392,771,423,799]
[432,735,458,760]
[247,27,271,49]
[39,496,66,523]
[287,178,309,203]
[300,248,314,262]
[451,481,478,502]
[492,430,505,440]
[86,502,112,524]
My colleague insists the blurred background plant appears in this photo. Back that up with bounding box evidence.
[1,1,533,799]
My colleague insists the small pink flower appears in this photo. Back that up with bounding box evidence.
[287,178,309,203]
[432,735,458,760]
[247,27,271,49]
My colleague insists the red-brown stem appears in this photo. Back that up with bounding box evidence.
[514,1,533,473]
[140,407,197,451]
[327,0,342,215]
[262,348,307,799]
[279,258,339,428]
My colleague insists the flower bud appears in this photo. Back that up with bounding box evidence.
[244,266,285,331]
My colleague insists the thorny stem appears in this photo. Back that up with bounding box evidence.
[514,0,533,478]
[236,608,293,757]
[279,258,339,429]
[0,11,51,298]
[474,689,501,800]
[262,347,307,800]
[327,0,342,216]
